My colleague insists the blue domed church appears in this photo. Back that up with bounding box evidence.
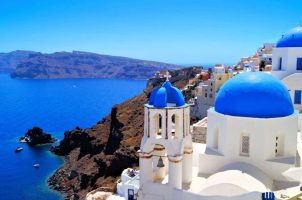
[198,72,301,198]
[137,71,302,200]
[271,26,302,116]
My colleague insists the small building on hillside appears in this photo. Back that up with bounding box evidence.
[257,43,275,55]
[191,65,233,119]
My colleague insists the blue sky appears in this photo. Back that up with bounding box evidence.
[0,0,302,65]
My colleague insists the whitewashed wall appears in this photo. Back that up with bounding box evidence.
[200,109,298,182]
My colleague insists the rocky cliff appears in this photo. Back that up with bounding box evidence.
[11,51,180,79]
[20,126,56,146]
[0,50,37,73]
[48,67,202,200]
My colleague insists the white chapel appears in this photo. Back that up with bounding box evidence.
[271,26,302,114]
[137,71,302,200]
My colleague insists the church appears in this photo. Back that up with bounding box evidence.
[129,26,302,200]
[137,70,302,199]
[271,26,302,132]
[271,26,302,113]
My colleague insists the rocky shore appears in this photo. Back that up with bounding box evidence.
[20,126,56,146]
[48,67,202,200]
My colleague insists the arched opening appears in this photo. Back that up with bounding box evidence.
[153,113,163,138]
[171,114,180,138]
[152,144,169,184]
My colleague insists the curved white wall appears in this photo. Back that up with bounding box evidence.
[200,109,298,182]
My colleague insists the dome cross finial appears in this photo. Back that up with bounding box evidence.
[164,70,171,81]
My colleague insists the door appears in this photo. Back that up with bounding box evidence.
[297,57,302,70]
[128,189,135,200]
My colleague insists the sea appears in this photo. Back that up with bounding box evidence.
[0,74,147,200]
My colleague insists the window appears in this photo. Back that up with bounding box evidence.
[297,58,302,70]
[205,93,207,97]
[154,113,163,138]
[294,90,301,104]
[241,135,250,156]
[209,94,213,98]
[279,57,282,70]
[275,135,284,157]
[213,129,219,149]
[275,136,279,156]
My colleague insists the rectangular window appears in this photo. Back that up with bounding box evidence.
[297,58,302,70]
[279,57,282,70]
[241,135,250,156]
[213,128,219,149]
[275,135,284,157]
[275,136,279,156]
[294,90,301,104]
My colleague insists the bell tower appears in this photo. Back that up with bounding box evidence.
[139,72,193,192]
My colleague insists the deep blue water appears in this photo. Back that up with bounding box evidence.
[0,74,146,200]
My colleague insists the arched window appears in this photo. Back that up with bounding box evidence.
[153,113,163,138]
[152,144,168,184]
[171,114,180,138]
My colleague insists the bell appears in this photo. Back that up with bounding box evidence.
[157,156,165,168]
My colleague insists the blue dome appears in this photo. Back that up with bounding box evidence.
[149,81,185,108]
[215,72,294,118]
[276,26,302,48]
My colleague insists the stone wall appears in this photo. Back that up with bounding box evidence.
[192,118,207,144]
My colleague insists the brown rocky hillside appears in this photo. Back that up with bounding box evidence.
[48,67,202,200]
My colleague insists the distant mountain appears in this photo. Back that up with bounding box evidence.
[0,50,38,73]
[11,51,181,79]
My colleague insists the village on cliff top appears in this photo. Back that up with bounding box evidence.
[86,26,302,200]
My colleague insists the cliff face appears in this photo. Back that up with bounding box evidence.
[11,51,180,79]
[0,50,37,73]
[20,126,56,146]
[49,67,202,200]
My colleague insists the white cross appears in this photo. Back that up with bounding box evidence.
[164,71,171,81]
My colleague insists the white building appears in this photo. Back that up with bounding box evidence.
[271,26,302,129]
[139,73,193,191]
[117,169,140,200]
[201,72,300,192]
[258,43,275,55]
[260,54,273,65]
[191,65,233,119]
[137,72,302,200]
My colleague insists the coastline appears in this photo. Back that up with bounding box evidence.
[47,67,201,199]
